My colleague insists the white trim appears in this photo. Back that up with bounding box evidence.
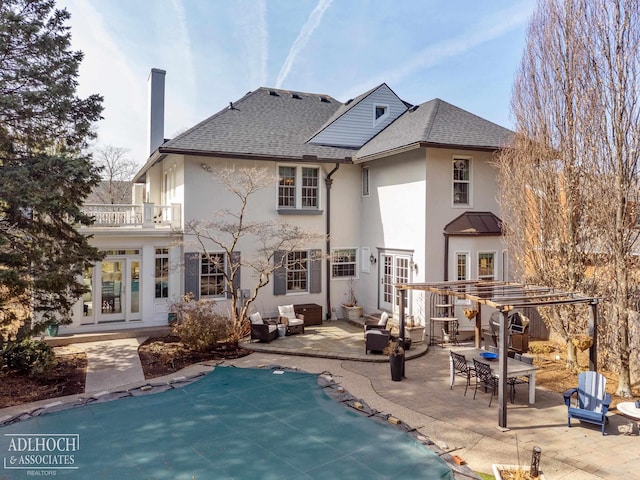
[454,251,471,305]
[373,103,390,126]
[331,247,359,279]
[276,163,321,211]
[477,250,497,281]
[452,156,473,208]
[361,166,370,197]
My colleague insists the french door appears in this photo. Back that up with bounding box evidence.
[83,254,141,324]
[379,252,411,316]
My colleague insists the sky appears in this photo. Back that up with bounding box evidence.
[56,0,538,166]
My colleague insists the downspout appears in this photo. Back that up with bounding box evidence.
[443,232,449,281]
[325,163,340,320]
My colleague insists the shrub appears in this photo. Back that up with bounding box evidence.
[528,341,559,355]
[1,339,55,376]
[169,295,231,351]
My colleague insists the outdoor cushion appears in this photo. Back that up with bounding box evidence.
[278,305,296,320]
[267,324,277,333]
[378,311,389,326]
[249,312,263,325]
[288,318,304,326]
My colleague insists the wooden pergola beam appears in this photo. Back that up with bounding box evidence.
[395,280,599,429]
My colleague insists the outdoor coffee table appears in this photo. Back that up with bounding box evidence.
[617,402,640,435]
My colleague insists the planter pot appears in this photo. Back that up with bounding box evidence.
[492,464,545,480]
[342,305,363,321]
[389,354,405,381]
[405,326,425,344]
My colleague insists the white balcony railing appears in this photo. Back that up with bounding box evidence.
[81,203,181,229]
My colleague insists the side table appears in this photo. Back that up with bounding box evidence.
[617,402,640,435]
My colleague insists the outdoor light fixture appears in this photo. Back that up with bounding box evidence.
[369,254,377,264]
[201,163,212,172]
[410,259,418,274]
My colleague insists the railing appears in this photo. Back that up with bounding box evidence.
[81,203,181,229]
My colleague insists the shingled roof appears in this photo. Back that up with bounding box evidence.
[159,88,356,162]
[355,98,513,161]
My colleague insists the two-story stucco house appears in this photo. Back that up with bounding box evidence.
[65,68,512,336]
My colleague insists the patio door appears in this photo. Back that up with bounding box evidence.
[97,256,141,323]
[379,252,411,316]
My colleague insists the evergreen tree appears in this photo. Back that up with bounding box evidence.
[0,0,104,340]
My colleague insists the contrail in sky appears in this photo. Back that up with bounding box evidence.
[275,0,333,88]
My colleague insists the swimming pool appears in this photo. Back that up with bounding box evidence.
[0,367,453,479]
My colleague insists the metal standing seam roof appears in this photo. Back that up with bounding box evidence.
[444,211,503,236]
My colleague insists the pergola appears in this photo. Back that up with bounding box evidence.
[395,280,599,428]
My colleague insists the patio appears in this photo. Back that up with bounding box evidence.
[232,337,637,478]
[241,319,429,362]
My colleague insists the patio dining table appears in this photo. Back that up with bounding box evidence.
[449,347,539,404]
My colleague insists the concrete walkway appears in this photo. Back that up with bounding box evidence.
[78,337,147,393]
[2,322,637,479]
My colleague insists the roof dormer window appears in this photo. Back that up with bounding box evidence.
[374,104,389,126]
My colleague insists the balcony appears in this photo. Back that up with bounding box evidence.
[81,203,181,229]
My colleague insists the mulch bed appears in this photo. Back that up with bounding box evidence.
[0,352,87,408]
[138,335,251,379]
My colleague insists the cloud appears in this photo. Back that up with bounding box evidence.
[57,0,147,161]
[236,0,269,87]
[341,3,533,100]
[275,0,333,88]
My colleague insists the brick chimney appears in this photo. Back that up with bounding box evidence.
[147,68,166,156]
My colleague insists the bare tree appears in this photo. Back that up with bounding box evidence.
[183,166,325,343]
[93,145,138,204]
[496,0,640,396]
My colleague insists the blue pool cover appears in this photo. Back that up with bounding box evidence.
[0,366,453,479]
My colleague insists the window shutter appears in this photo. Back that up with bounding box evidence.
[310,249,321,294]
[184,252,200,300]
[227,251,241,299]
[273,250,286,295]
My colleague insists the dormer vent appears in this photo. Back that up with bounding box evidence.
[319,96,330,103]
[292,93,302,99]
[409,105,419,112]
[229,102,234,110]
[269,90,279,96]
[345,98,353,105]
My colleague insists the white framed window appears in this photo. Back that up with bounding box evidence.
[332,248,358,278]
[201,253,226,297]
[286,250,308,292]
[453,157,471,206]
[478,252,496,281]
[278,165,320,211]
[362,166,370,197]
[456,252,469,281]
[373,104,389,125]
[455,252,470,305]
[155,248,169,299]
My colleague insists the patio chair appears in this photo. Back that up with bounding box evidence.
[473,359,499,407]
[364,312,390,354]
[564,371,610,435]
[278,304,305,335]
[450,351,475,396]
[249,312,278,343]
[507,354,533,403]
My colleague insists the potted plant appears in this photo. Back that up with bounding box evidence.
[342,278,363,321]
[384,340,405,381]
[492,464,545,479]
